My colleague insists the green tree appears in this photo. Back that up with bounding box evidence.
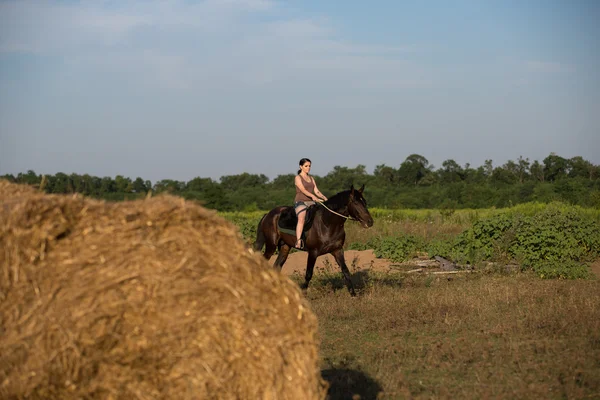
[49,172,73,193]
[154,179,184,193]
[438,159,464,183]
[568,156,596,181]
[186,176,216,192]
[373,164,397,185]
[220,173,269,191]
[17,170,41,185]
[132,177,148,193]
[269,174,296,190]
[1,174,16,182]
[114,175,133,192]
[80,174,97,195]
[100,177,115,193]
[322,165,369,192]
[491,166,517,185]
[543,153,568,182]
[530,160,545,182]
[516,156,531,183]
[397,154,431,186]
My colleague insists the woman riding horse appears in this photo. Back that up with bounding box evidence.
[254,184,373,296]
[294,158,327,249]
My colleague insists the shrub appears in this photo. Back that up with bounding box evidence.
[510,207,600,268]
[349,235,423,262]
[533,260,592,280]
[449,205,600,276]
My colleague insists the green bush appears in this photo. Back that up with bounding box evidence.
[451,213,517,264]
[220,211,264,243]
[349,235,423,262]
[448,205,600,276]
[533,260,592,280]
[425,238,455,259]
[510,207,600,268]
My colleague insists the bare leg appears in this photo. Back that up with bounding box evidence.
[300,251,318,294]
[331,248,356,296]
[295,206,307,248]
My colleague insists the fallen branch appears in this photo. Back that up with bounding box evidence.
[402,268,472,275]
[406,268,423,273]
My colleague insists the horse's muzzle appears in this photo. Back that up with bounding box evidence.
[362,218,374,228]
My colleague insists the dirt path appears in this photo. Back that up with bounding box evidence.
[268,250,600,280]
[272,249,416,276]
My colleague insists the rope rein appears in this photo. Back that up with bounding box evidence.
[316,200,355,220]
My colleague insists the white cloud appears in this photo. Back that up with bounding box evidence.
[0,0,425,91]
[0,0,153,53]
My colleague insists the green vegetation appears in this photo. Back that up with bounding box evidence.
[219,211,265,242]
[216,201,600,280]
[4,153,599,211]
[4,152,599,280]
[345,203,600,280]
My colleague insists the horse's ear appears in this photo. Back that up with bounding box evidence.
[359,184,365,193]
[350,185,355,196]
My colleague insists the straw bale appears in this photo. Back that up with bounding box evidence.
[0,180,39,201]
[0,180,327,400]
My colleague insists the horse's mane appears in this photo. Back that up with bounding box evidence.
[322,190,352,211]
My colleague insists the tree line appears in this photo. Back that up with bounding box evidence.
[3,153,599,211]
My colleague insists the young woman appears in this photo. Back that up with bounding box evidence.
[294,158,327,249]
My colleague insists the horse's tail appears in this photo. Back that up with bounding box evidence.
[253,213,267,251]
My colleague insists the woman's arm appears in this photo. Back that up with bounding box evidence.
[312,179,328,201]
[295,175,319,201]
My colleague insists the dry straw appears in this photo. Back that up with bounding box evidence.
[0,180,327,399]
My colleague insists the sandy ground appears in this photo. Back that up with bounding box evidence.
[267,249,437,276]
[276,249,389,276]
[263,249,600,279]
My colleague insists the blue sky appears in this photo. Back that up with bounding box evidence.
[1,0,599,182]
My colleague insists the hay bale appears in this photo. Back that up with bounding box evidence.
[0,180,327,399]
[0,179,39,201]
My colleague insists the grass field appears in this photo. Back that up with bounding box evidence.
[295,271,600,399]
[224,202,600,398]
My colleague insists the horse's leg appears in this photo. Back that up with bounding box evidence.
[262,217,282,260]
[263,242,277,261]
[300,251,318,295]
[253,214,267,251]
[331,248,357,297]
[273,243,291,270]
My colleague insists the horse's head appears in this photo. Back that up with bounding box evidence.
[348,184,374,228]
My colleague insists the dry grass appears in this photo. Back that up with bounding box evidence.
[0,180,326,400]
[305,272,600,399]
[344,219,467,246]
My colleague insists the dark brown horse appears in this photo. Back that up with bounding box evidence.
[253,185,374,296]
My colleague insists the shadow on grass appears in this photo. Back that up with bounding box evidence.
[312,270,405,293]
[322,368,383,400]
